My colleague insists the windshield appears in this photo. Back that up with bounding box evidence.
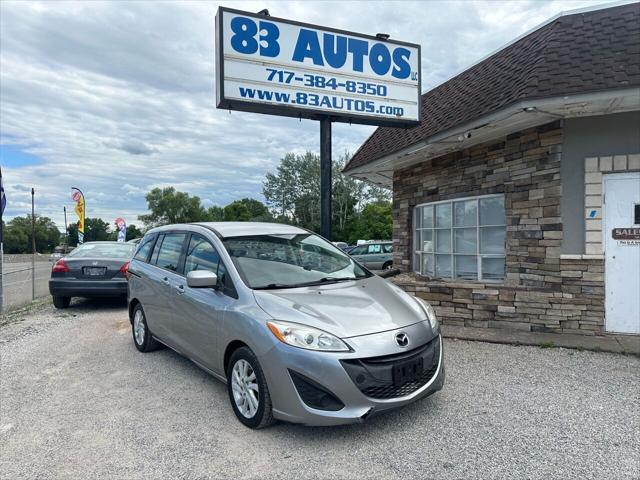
[68,243,135,259]
[223,233,371,289]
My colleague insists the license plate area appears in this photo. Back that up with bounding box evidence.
[83,267,106,276]
[392,357,424,386]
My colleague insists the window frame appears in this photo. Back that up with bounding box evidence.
[133,233,158,263]
[150,232,189,276]
[185,233,237,298]
[349,245,368,256]
[413,194,506,282]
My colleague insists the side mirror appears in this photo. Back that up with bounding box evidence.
[187,270,219,289]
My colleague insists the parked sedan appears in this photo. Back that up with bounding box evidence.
[127,223,443,428]
[49,241,136,308]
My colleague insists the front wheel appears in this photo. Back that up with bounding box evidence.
[227,347,275,429]
[382,261,393,270]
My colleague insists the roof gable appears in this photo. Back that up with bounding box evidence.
[344,2,640,172]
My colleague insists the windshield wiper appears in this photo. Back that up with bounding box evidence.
[295,276,358,287]
[253,283,293,290]
[253,277,358,290]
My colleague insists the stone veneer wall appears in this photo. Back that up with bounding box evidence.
[391,120,606,335]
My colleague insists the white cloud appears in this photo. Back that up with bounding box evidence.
[0,0,606,229]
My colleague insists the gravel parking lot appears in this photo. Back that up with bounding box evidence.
[1,299,638,480]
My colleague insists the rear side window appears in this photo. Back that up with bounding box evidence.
[152,233,186,272]
[134,235,156,263]
[367,244,382,254]
[383,244,393,253]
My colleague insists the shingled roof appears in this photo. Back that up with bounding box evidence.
[344,2,640,172]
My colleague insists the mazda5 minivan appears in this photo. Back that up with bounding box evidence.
[127,222,444,428]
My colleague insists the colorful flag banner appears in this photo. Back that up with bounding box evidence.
[115,217,127,242]
[71,188,85,244]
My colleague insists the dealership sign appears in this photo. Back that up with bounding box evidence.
[612,227,640,246]
[215,7,421,126]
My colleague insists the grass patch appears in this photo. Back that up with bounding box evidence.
[539,341,555,349]
[0,297,52,327]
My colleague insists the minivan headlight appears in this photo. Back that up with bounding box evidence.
[412,297,439,332]
[267,320,350,352]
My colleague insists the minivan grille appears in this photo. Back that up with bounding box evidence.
[359,363,438,399]
[341,336,440,400]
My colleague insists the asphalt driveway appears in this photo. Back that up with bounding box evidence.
[1,299,638,479]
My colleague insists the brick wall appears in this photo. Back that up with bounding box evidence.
[391,121,606,334]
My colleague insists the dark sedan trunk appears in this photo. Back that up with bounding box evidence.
[59,258,128,281]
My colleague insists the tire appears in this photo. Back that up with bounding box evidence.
[382,261,393,270]
[227,347,275,429]
[52,296,71,309]
[131,304,161,353]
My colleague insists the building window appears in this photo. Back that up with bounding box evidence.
[413,195,506,281]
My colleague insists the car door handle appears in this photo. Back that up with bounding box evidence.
[175,284,185,295]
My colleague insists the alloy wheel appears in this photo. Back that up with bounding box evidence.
[133,310,145,345]
[231,359,259,418]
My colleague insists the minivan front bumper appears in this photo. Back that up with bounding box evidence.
[259,328,445,426]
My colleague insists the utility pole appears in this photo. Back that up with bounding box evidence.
[0,168,4,314]
[63,206,68,251]
[320,117,332,241]
[31,188,36,301]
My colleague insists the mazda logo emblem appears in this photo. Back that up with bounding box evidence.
[395,332,409,347]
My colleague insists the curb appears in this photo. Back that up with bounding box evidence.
[441,325,640,356]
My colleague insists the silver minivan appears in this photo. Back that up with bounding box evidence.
[128,223,444,428]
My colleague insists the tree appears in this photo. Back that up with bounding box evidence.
[262,151,391,241]
[3,215,61,253]
[138,187,208,227]
[126,224,143,241]
[223,198,272,222]
[67,217,110,245]
[348,202,393,244]
[206,206,224,221]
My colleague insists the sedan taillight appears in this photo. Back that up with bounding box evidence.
[52,259,69,273]
[120,262,130,279]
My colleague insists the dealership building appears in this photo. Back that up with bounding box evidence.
[345,3,640,336]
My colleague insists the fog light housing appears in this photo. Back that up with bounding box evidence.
[288,370,345,411]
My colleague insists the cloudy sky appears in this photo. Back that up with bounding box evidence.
[0,0,611,230]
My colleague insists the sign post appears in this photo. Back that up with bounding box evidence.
[215,8,421,239]
[320,117,332,239]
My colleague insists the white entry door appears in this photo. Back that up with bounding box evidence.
[603,172,640,334]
